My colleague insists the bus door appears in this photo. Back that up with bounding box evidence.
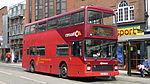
[69,41,83,75]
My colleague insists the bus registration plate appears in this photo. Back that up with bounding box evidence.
[100,73,109,75]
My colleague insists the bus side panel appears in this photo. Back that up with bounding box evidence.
[36,30,69,74]
[22,45,29,69]
[22,37,34,70]
[67,57,85,77]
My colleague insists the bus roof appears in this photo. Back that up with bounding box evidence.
[25,6,114,26]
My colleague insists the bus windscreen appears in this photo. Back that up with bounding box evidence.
[84,39,117,59]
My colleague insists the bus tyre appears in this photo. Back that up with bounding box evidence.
[30,61,35,73]
[60,63,68,78]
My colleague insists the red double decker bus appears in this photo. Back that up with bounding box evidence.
[22,6,119,79]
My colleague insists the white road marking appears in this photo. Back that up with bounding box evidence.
[20,76,47,84]
[0,70,13,75]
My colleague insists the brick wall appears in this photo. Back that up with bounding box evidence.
[0,6,8,36]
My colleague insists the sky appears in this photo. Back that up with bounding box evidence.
[0,0,25,9]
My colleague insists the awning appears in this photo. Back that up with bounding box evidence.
[118,34,150,42]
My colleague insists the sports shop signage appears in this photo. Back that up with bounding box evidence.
[117,26,144,37]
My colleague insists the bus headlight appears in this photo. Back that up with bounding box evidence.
[114,66,118,70]
[87,65,91,71]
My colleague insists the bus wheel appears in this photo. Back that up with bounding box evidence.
[30,61,35,73]
[60,63,68,78]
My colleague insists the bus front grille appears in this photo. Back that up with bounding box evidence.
[92,65,113,71]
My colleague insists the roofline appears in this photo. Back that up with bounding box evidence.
[0,6,7,10]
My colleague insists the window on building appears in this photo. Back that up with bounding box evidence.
[29,0,32,23]
[20,23,24,34]
[45,0,54,18]
[35,0,43,21]
[9,25,13,36]
[12,24,16,35]
[45,0,48,18]
[16,23,20,35]
[18,5,21,15]
[12,8,14,17]
[49,0,54,16]
[115,0,134,23]
[119,0,128,7]
[56,0,66,15]
[24,26,30,35]
[14,7,17,16]
[56,44,68,56]
[9,8,13,17]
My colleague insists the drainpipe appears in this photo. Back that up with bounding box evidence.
[144,0,149,30]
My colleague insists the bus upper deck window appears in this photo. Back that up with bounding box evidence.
[71,11,84,25]
[37,22,47,32]
[30,25,36,33]
[87,10,116,26]
[88,11,102,24]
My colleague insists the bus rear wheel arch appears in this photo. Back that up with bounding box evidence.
[59,62,68,78]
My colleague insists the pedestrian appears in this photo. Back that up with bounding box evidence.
[6,52,12,63]
[138,56,150,77]
[13,52,19,63]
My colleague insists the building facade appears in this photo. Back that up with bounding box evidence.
[0,6,8,61]
[26,0,67,23]
[25,0,149,70]
[114,0,147,70]
[8,2,26,62]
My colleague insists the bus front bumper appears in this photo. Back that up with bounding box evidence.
[69,71,119,77]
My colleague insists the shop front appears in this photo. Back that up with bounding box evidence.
[117,23,148,72]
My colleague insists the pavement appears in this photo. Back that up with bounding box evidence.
[119,70,141,76]
[0,61,22,67]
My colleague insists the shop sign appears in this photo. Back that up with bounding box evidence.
[118,26,144,37]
